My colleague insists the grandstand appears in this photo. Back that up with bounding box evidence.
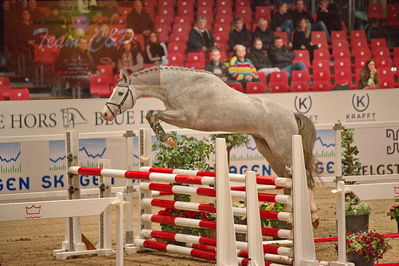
[1,0,399,99]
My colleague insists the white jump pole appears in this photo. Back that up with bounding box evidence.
[98,159,113,252]
[215,138,238,266]
[245,171,265,266]
[62,130,85,252]
[124,130,135,250]
[116,192,124,266]
[292,135,317,266]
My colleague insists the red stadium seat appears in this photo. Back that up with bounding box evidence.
[368,3,384,20]
[379,68,395,89]
[34,45,57,65]
[333,47,350,60]
[198,0,215,8]
[177,0,195,9]
[216,6,233,16]
[246,82,266,93]
[215,14,232,25]
[118,7,132,16]
[375,57,393,69]
[235,7,252,25]
[158,6,175,17]
[332,40,349,50]
[168,42,187,54]
[155,15,174,26]
[269,71,289,93]
[255,6,272,22]
[311,31,328,49]
[214,33,229,45]
[257,72,267,86]
[9,89,30,100]
[334,68,354,89]
[185,52,206,69]
[312,69,332,91]
[90,75,111,97]
[216,0,232,8]
[291,70,310,92]
[169,32,189,43]
[335,59,351,72]
[331,31,347,42]
[387,4,399,28]
[174,15,194,25]
[352,47,371,59]
[197,7,214,18]
[350,30,367,41]
[227,82,244,92]
[0,77,12,99]
[235,0,250,8]
[168,53,185,66]
[178,5,194,16]
[372,47,390,58]
[156,25,171,37]
[159,0,176,8]
[172,24,191,35]
[313,49,330,61]
[213,24,231,37]
[370,38,387,50]
[96,65,113,86]
[312,59,330,73]
[394,47,399,67]
[294,50,311,69]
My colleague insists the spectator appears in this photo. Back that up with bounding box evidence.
[15,9,36,60]
[293,18,318,61]
[90,24,119,73]
[45,5,67,38]
[271,1,294,43]
[317,0,342,34]
[269,36,306,79]
[127,0,154,37]
[205,47,230,82]
[292,0,330,41]
[359,59,380,89]
[27,0,44,27]
[248,38,280,76]
[187,17,215,53]
[252,18,275,51]
[228,17,252,51]
[118,40,144,73]
[145,32,168,65]
[228,44,261,88]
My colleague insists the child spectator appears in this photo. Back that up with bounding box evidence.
[293,18,318,61]
[359,59,380,89]
[228,44,261,88]
[271,1,294,43]
[228,17,252,51]
[187,17,215,53]
[269,36,306,79]
[127,0,154,37]
[118,40,144,73]
[205,47,230,82]
[317,0,342,34]
[145,32,168,65]
[248,38,280,76]
[252,18,275,51]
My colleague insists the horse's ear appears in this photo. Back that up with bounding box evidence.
[119,70,127,82]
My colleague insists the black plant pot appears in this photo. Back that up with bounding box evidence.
[346,214,369,233]
[397,219,399,233]
[347,253,374,266]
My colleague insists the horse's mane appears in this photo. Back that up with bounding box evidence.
[129,66,214,78]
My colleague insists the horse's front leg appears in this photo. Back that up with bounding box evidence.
[146,110,186,148]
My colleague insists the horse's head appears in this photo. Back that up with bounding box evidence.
[102,71,137,121]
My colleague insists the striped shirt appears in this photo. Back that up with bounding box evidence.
[228,56,257,80]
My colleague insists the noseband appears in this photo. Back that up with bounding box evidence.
[105,84,135,118]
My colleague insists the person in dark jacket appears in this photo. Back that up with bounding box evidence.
[252,18,275,51]
[204,48,230,82]
[248,38,280,76]
[292,0,330,41]
[292,18,319,61]
[316,0,342,34]
[127,0,154,37]
[271,1,294,42]
[145,32,168,65]
[228,17,252,51]
[187,16,215,52]
[269,36,306,79]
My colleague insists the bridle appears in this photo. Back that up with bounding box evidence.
[105,84,136,118]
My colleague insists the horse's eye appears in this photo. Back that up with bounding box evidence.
[118,92,124,96]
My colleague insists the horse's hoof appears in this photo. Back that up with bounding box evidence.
[312,218,320,229]
[165,137,177,148]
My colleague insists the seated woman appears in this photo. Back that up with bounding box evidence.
[204,47,230,82]
[228,44,261,88]
[145,32,168,65]
[359,59,380,89]
[118,40,144,73]
[247,38,280,76]
[292,18,318,62]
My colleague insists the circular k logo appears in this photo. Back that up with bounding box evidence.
[294,95,312,114]
[352,93,370,112]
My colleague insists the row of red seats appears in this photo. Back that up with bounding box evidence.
[368,3,399,28]
[0,77,31,100]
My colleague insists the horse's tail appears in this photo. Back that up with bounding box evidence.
[294,113,317,188]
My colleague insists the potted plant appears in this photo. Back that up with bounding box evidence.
[341,231,390,266]
[211,134,250,165]
[152,133,215,242]
[386,199,399,233]
[341,128,371,233]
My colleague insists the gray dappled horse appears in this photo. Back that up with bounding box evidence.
[102,66,319,226]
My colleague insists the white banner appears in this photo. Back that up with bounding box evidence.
[0,89,398,194]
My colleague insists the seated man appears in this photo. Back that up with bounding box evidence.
[187,16,215,53]
[228,17,252,51]
[269,36,306,79]
[204,47,230,82]
[316,0,342,34]
[292,0,330,41]
[248,38,280,76]
[271,1,294,43]
[228,44,261,88]
[127,0,154,37]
